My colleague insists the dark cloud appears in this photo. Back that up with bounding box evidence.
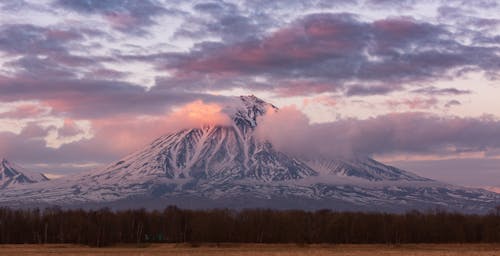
[174,1,273,43]
[412,86,472,96]
[0,0,55,14]
[0,24,81,55]
[54,0,176,35]
[0,21,228,120]
[6,56,83,79]
[161,13,500,96]
[0,23,108,78]
[346,84,396,96]
[445,100,462,108]
[0,23,108,56]
[0,68,228,119]
[85,68,129,80]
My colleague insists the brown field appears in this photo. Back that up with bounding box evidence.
[1,244,500,256]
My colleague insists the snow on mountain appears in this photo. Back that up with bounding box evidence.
[304,157,428,181]
[0,158,49,189]
[0,96,498,213]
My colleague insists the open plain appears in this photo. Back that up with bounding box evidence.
[1,244,500,256]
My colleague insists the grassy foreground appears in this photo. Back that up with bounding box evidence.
[1,244,500,256]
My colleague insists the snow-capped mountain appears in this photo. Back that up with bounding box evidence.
[0,96,498,213]
[0,158,48,189]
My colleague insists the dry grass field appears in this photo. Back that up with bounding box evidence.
[1,244,500,256]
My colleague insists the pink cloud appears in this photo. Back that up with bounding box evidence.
[175,15,362,75]
[80,100,232,155]
[0,103,49,119]
[373,18,421,37]
[1,98,233,160]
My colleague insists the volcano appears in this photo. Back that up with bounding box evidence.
[0,158,48,189]
[0,96,498,213]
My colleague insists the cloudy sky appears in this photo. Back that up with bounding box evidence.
[1,0,500,187]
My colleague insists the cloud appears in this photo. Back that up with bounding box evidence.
[0,24,79,55]
[0,102,50,119]
[0,72,228,119]
[54,0,175,35]
[0,23,102,60]
[412,86,472,96]
[386,97,439,110]
[256,107,500,159]
[83,100,232,155]
[174,1,267,43]
[0,99,233,170]
[162,13,500,96]
[302,95,338,107]
[165,100,232,129]
[44,119,93,148]
[0,24,110,82]
[273,80,340,97]
[345,84,396,96]
[445,100,461,108]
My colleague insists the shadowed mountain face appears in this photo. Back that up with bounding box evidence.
[0,96,498,213]
[0,158,48,189]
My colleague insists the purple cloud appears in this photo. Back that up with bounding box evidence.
[412,87,472,96]
[157,13,500,96]
[257,108,500,158]
[0,72,229,119]
[346,84,396,96]
[174,1,273,43]
[445,100,462,108]
[54,0,177,35]
[0,24,81,56]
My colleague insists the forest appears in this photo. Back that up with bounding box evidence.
[1,206,500,247]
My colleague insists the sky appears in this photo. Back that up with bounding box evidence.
[0,0,500,188]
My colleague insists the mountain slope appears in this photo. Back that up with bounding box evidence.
[0,158,48,189]
[0,96,498,213]
[305,157,428,181]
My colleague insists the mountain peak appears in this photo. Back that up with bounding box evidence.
[1,99,498,212]
[239,94,265,104]
[1,158,49,189]
[227,95,277,128]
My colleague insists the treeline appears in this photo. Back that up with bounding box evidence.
[1,206,500,246]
